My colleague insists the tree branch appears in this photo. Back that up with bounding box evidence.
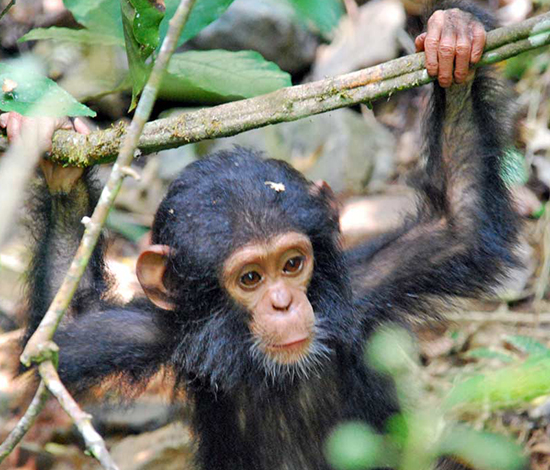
[38,361,118,469]
[0,0,16,21]
[0,11,547,166]
[0,382,49,461]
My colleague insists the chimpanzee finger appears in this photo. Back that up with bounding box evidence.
[424,11,444,77]
[4,112,24,143]
[454,28,472,84]
[415,32,427,52]
[470,22,486,63]
[73,118,91,135]
[437,18,457,88]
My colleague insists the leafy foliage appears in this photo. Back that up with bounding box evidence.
[160,50,292,103]
[17,0,293,110]
[325,327,531,470]
[161,0,235,45]
[120,0,163,109]
[64,0,124,38]
[0,63,95,117]
[287,0,343,35]
[19,27,124,45]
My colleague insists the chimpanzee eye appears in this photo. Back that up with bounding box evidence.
[283,256,304,274]
[240,271,262,288]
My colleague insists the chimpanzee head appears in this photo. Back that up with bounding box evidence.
[137,148,358,392]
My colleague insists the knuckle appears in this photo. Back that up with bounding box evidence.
[454,70,467,80]
[456,43,470,54]
[425,37,439,47]
[439,44,455,57]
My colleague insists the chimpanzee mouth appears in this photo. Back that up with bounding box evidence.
[250,329,333,383]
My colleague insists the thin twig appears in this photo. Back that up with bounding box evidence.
[0,382,49,462]
[0,0,15,21]
[38,362,118,470]
[1,11,548,166]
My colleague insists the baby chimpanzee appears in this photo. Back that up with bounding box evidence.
[6,1,519,469]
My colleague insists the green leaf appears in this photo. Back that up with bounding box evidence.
[19,27,124,46]
[63,0,124,37]
[121,0,153,110]
[106,210,149,242]
[161,0,235,46]
[63,0,235,50]
[159,50,291,103]
[287,0,343,35]
[532,203,546,219]
[0,63,96,117]
[444,355,550,411]
[504,334,550,355]
[325,422,382,470]
[464,348,515,363]
[439,425,526,470]
[130,0,165,55]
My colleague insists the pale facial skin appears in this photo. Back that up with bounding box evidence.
[222,232,315,364]
[138,232,316,365]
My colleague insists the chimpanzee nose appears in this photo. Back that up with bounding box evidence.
[270,284,292,311]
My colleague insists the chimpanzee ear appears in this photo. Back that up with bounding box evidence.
[136,245,176,311]
[310,180,340,223]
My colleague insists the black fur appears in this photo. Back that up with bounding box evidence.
[22,3,521,469]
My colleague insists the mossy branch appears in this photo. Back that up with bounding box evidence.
[1,11,548,167]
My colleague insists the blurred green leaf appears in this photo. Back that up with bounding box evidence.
[287,0,343,35]
[444,354,550,411]
[121,0,154,110]
[159,50,291,103]
[325,422,382,470]
[0,63,96,117]
[532,203,546,219]
[106,211,149,242]
[63,0,124,37]
[161,0,235,46]
[365,327,417,376]
[505,49,549,80]
[19,27,124,46]
[504,334,550,355]
[63,0,233,48]
[439,425,526,470]
[464,348,515,363]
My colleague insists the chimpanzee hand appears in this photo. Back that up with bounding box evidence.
[415,8,486,88]
[0,111,90,193]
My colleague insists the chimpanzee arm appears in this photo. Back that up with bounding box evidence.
[346,5,521,322]
[24,169,109,343]
[53,306,174,397]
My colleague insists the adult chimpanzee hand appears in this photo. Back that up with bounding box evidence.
[0,111,90,194]
[415,8,486,88]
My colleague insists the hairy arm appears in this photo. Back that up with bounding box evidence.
[2,112,174,394]
[0,113,110,343]
[54,306,175,397]
[346,3,521,323]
